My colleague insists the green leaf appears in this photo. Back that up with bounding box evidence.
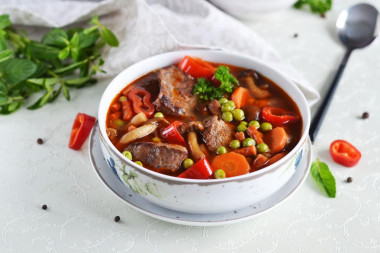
[54,59,87,75]
[78,30,100,49]
[58,46,70,60]
[65,76,91,86]
[31,62,48,78]
[28,41,60,60]
[0,58,37,84]
[62,84,70,101]
[27,90,52,110]
[27,78,58,87]
[310,158,336,198]
[42,28,69,47]
[0,14,11,30]
[0,31,7,51]
[293,0,332,15]
[0,49,13,63]
[100,27,119,47]
[0,80,7,94]
[214,66,238,93]
[49,85,62,103]
[89,15,100,26]
[0,93,11,105]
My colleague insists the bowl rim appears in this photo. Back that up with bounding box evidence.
[98,49,311,184]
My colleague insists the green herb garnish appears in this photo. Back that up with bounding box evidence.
[0,14,119,114]
[310,158,336,198]
[293,0,332,16]
[193,66,238,101]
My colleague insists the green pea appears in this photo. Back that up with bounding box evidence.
[122,150,132,160]
[229,140,240,149]
[135,161,143,167]
[214,169,226,179]
[257,143,269,153]
[183,158,194,169]
[242,138,256,147]
[222,112,233,122]
[261,122,272,131]
[119,96,127,102]
[154,112,164,118]
[233,109,245,121]
[152,137,161,143]
[217,146,227,154]
[227,100,236,109]
[236,124,247,132]
[248,120,260,129]
[219,97,228,104]
[221,103,233,112]
[240,121,248,126]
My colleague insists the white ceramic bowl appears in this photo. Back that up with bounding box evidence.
[209,0,297,20]
[98,49,310,214]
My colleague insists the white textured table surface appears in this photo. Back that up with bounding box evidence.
[1,0,380,252]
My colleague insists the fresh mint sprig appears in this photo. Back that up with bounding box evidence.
[310,158,336,198]
[293,0,332,16]
[0,14,119,114]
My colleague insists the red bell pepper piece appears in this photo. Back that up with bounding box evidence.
[178,157,213,179]
[69,113,96,150]
[178,56,216,79]
[330,140,361,167]
[161,121,186,146]
[128,88,155,118]
[261,106,300,125]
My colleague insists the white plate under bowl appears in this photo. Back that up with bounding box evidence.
[89,124,312,226]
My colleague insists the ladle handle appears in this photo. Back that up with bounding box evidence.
[309,49,352,143]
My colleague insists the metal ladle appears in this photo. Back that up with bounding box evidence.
[309,3,380,142]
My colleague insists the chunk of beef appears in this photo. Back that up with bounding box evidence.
[153,66,196,117]
[202,115,234,153]
[208,99,221,117]
[126,142,188,172]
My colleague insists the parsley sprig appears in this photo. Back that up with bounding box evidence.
[293,0,332,16]
[193,65,238,101]
[0,14,119,114]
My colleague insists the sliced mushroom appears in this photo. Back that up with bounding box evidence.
[129,112,148,127]
[242,75,270,99]
[178,121,204,134]
[120,123,157,144]
[187,131,205,162]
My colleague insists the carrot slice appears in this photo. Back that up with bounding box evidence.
[235,131,245,142]
[211,152,250,178]
[265,127,288,153]
[231,87,252,109]
[246,125,264,144]
[233,146,257,156]
[251,154,269,172]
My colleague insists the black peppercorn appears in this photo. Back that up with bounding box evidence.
[114,216,120,222]
[37,138,44,144]
[293,33,298,38]
[362,112,369,119]
[347,177,353,183]
[42,204,47,210]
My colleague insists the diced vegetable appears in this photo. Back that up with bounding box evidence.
[235,131,245,142]
[161,121,186,146]
[211,152,250,178]
[233,146,257,156]
[265,127,288,153]
[128,88,155,118]
[231,87,252,109]
[266,152,287,166]
[251,154,269,171]
[178,157,213,179]
[129,112,148,127]
[187,132,206,162]
[262,106,300,125]
[179,56,216,79]
[68,113,96,150]
[246,125,264,144]
[330,140,361,167]
[119,123,157,144]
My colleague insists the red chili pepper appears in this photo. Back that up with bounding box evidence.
[330,140,361,167]
[69,113,96,150]
[121,99,133,121]
[178,56,216,79]
[261,106,300,125]
[178,157,213,179]
[128,88,155,118]
[161,121,186,146]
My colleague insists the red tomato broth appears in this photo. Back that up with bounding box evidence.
[106,58,303,178]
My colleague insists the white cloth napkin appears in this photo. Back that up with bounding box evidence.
[0,0,319,106]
